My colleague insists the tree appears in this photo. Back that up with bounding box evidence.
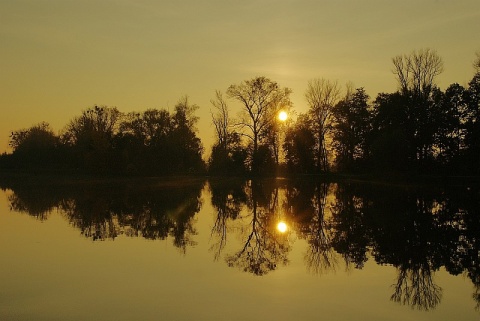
[332,87,372,171]
[283,114,316,174]
[9,122,60,169]
[392,48,444,99]
[227,76,292,174]
[10,122,58,152]
[116,109,172,173]
[209,90,247,175]
[210,90,230,153]
[170,96,205,173]
[116,97,204,175]
[391,49,444,168]
[474,50,480,73]
[464,72,480,174]
[434,83,467,169]
[63,105,121,145]
[305,78,341,172]
[370,92,411,171]
[62,105,121,172]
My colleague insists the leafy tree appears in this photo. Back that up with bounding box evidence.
[9,122,61,169]
[332,87,372,171]
[169,96,205,173]
[464,72,480,174]
[474,50,480,74]
[433,84,467,169]
[116,109,172,173]
[370,92,411,171]
[115,97,204,175]
[62,105,121,172]
[209,132,247,175]
[283,114,316,174]
[10,122,58,152]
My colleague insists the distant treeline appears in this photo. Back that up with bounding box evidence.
[1,49,479,176]
[1,97,205,175]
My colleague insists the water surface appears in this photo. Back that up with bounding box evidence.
[0,177,479,320]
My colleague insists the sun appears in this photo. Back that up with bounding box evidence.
[276,221,288,233]
[278,111,288,122]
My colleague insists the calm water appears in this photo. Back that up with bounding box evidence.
[0,177,479,321]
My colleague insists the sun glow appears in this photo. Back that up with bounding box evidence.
[276,221,288,233]
[278,111,288,122]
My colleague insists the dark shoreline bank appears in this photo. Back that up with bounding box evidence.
[1,169,478,189]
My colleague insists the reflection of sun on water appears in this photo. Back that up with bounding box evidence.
[276,221,288,233]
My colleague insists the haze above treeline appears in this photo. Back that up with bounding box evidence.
[1,49,479,177]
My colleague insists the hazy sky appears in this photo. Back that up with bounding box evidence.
[1,0,479,155]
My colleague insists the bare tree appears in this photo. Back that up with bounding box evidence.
[392,48,444,98]
[210,90,231,152]
[227,76,292,172]
[305,78,341,172]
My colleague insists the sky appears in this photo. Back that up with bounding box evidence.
[1,0,479,156]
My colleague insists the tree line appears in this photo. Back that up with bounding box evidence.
[1,48,479,176]
[1,96,204,175]
[210,49,480,176]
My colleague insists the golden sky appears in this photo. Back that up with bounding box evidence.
[1,0,479,155]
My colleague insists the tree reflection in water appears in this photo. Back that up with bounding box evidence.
[7,184,65,221]
[283,180,338,274]
[1,178,204,252]
[391,265,442,311]
[211,179,291,276]
[2,177,480,310]
[208,178,247,260]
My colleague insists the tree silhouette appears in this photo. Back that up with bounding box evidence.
[391,49,444,169]
[305,78,341,172]
[8,122,61,170]
[169,96,205,173]
[332,87,372,172]
[464,72,480,174]
[283,114,316,174]
[209,91,247,175]
[62,105,121,173]
[370,92,411,171]
[227,77,292,174]
[473,50,480,74]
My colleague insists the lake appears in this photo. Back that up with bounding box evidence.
[0,176,479,321]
